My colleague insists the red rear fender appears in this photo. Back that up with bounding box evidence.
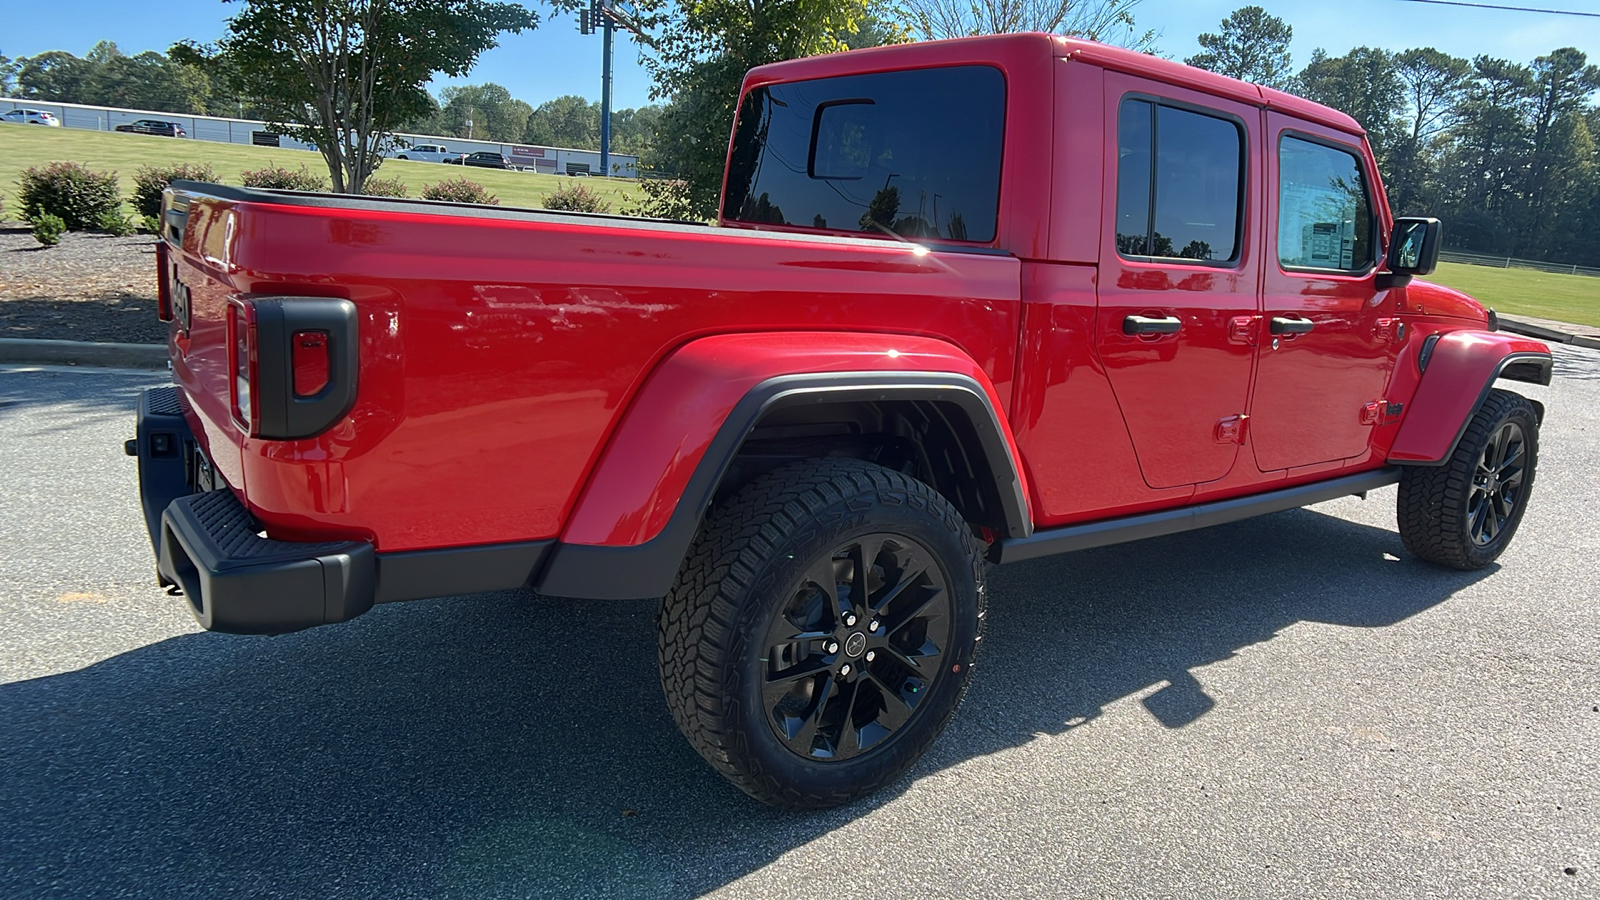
[1388,331,1551,465]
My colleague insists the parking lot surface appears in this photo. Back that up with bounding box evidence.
[1,349,1596,899]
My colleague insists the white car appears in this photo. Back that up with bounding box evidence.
[2,108,62,127]
[393,143,463,163]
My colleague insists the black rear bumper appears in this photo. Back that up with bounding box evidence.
[132,387,554,633]
[132,387,374,634]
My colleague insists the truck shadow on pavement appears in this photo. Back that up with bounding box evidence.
[0,505,1492,899]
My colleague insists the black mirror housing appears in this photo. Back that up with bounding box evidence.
[1387,217,1442,276]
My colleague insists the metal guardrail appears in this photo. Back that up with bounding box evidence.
[1439,250,1600,278]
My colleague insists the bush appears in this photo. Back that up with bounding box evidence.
[132,163,217,220]
[240,164,328,192]
[140,214,163,235]
[31,213,66,247]
[542,182,611,214]
[360,175,409,198]
[420,177,498,205]
[16,162,123,232]
[620,177,700,221]
[98,207,137,237]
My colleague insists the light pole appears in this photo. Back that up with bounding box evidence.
[580,0,654,178]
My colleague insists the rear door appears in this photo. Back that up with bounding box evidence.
[1095,74,1261,489]
[1251,116,1399,472]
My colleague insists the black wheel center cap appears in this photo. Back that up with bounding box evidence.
[844,632,867,658]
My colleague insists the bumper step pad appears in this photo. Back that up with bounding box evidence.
[158,488,375,634]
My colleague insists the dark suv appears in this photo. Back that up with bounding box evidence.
[450,151,510,169]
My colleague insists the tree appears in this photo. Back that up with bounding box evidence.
[0,51,16,97]
[1294,47,1404,165]
[1383,48,1470,213]
[1517,48,1600,254]
[180,0,541,194]
[522,94,600,148]
[14,50,95,103]
[439,82,532,140]
[1185,5,1293,90]
[899,0,1155,50]
[633,0,881,219]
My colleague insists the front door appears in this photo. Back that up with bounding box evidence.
[1252,116,1400,472]
[1095,75,1261,490]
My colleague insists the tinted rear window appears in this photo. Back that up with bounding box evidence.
[723,66,1006,243]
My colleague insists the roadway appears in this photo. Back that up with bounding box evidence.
[1,347,1596,898]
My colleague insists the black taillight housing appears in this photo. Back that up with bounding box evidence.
[156,241,173,322]
[229,297,358,440]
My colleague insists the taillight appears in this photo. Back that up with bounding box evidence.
[292,331,330,397]
[229,300,259,436]
[229,298,357,440]
[155,242,172,321]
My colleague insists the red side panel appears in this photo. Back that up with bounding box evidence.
[1387,331,1551,464]
[561,332,1025,547]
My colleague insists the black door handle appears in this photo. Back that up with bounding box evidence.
[1270,316,1315,335]
[1123,315,1182,335]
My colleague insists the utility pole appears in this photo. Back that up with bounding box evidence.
[581,0,654,178]
[600,8,613,177]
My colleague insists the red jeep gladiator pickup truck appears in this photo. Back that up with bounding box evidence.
[130,34,1552,808]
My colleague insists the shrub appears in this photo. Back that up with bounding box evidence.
[31,213,66,247]
[541,182,611,214]
[132,163,217,220]
[98,207,137,237]
[420,177,498,205]
[620,177,700,221]
[360,175,409,198]
[16,162,123,232]
[140,214,163,235]
[240,164,328,192]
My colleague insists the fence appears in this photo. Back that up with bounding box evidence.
[1439,249,1600,279]
[0,98,640,178]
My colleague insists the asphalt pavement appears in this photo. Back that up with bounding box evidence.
[1,350,1596,900]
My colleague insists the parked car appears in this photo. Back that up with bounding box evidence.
[447,151,511,169]
[2,108,61,127]
[393,143,463,164]
[115,119,187,137]
[135,34,1553,811]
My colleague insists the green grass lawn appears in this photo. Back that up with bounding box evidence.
[0,125,643,214]
[1424,262,1600,328]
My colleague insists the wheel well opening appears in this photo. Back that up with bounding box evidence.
[715,398,1011,536]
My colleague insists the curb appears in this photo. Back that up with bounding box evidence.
[1498,317,1600,352]
[0,338,168,369]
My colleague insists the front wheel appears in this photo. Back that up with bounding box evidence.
[1398,388,1540,570]
[658,458,985,809]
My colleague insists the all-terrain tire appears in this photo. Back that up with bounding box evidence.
[1398,388,1540,570]
[658,458,986,809]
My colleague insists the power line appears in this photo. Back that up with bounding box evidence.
[1394,0,1600,17]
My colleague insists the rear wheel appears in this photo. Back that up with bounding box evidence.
[1398,388,1540,570]
[658,458,985,809]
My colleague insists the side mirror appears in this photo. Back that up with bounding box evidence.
[1388,217,1443,275]
[1376,217,1442,290]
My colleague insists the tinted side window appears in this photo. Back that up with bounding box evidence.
[723,66,1005,243]
[1115,99,1243,263]
[1277,136,1374,271]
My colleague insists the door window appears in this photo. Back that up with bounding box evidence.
[1115,99,1244,264]
[1277,136,1374,272]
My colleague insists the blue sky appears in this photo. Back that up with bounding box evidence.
[3,0,1598,112]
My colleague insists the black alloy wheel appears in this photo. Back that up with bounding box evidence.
[1398,387,1540,570]
[763,533,953,762]
[1468,420,1527,546]
[659,458,985,809]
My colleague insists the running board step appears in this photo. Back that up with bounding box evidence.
[993,467,1402,564]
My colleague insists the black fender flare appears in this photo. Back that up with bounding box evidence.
[534,371,1030,600]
